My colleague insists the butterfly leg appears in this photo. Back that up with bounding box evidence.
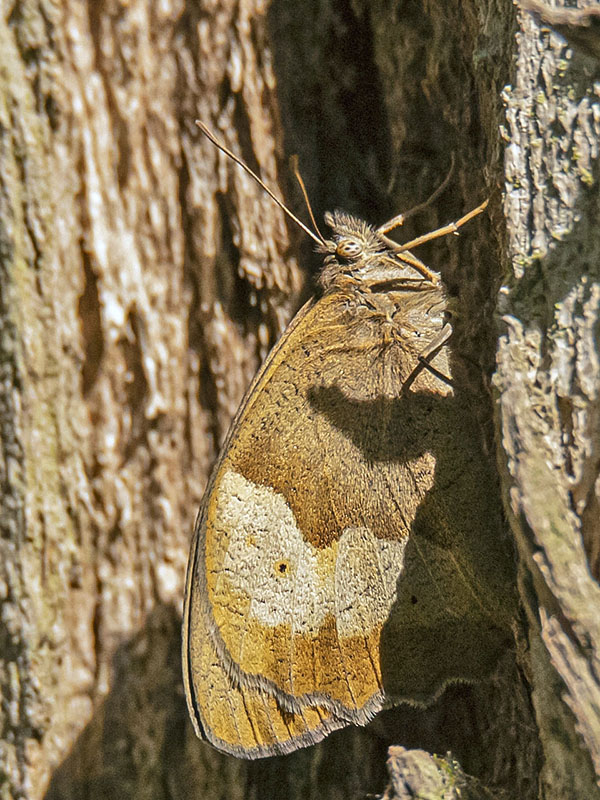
[396,200,488,253]
[401,322,454,392]
[377,154,456,234]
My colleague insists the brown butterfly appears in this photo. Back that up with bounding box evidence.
[182,123,515,758]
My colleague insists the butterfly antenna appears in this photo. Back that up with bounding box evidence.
[196,121,324,246]
[290,156,326,244]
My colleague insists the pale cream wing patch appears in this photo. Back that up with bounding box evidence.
[206,470,407,714]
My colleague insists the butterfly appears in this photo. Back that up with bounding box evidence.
[182,122,515,758]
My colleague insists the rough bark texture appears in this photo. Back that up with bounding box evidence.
[0,0,597,799]
[498,4,600,798]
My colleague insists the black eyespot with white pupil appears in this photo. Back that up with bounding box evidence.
[336,239,362,259]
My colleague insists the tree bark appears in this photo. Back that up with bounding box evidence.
[497,3,600,797]
[0,0,597,798]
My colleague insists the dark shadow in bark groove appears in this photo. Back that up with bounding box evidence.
[267,0,393,230]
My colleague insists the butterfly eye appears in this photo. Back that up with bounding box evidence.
[336,239,362,259]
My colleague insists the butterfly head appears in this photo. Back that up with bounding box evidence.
[318,211,382,259]
[318,210,439,292]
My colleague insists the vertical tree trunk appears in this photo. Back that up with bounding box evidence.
[497,3,600,797]
[0,1,598,798]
